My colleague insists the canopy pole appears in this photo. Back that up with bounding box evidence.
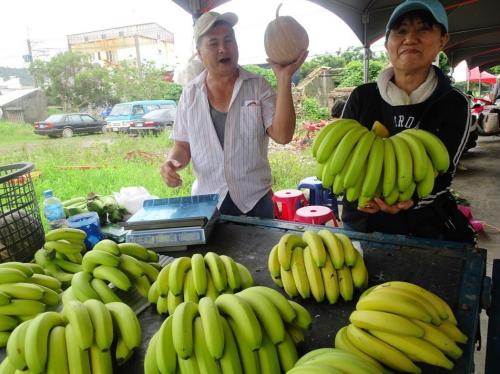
[362,12,370,83]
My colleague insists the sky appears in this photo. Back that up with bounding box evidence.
[0,0,382,69]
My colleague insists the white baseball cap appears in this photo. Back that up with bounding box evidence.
[194,11,238,46]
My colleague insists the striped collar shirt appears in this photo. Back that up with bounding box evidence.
[171,67,276,213]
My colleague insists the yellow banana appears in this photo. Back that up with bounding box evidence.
[337,265,354,301]
[191,253,207,296]
[328,125,368,175]
[276,332,298,372]
[382,137,397,197]
[302,246,325,302]
[370,329,454,369]
[204,252,227,292]
[320,253,340,304]
[356,289,432,323]
[218,318,243,374]
[237,291,285,344]
[286,324,305,344]
[417,156,435,198]
[105,302,142,350]
[156,316,177,374]
[268,244,281,278]
[92,239,120,256]
[350,310,424,337]
[257,332,281,374]
[350,251,369,289]
[236,263,254,289]
[46,326,69,374]
[397,131,429,182]
[278,234,305,271]
[317,229,344,269]
[302,230,327,268]
[71,271,100,301]
[220,255,241,291]
[215,294,262,351]
[172,300,199,359]
[92,265,131,291]
[335,233,357,267]
[240,286,296,323]
[193,317,221,373]
[83,299,113,351]
[346,324,420,373]
[334,326,387,373]
[438,320,468,343]
[89,345,113,374]
[391,134,413,192]
[412,319,463,360]
[89,278,121,303]
[280,265,299,297]
[404,128,450,173]
[290,246,311,299]
[361,136,384,197]
[65,323,91,374]
[315,119,361,163]
[343,130,376,188]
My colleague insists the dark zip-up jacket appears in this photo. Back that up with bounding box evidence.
[341,66,474,242]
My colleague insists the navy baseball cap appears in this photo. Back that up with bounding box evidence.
[386,0,448,33]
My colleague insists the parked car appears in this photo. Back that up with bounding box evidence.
[105,100,177,133]
[129,107,177,136]
[34,113,107,138]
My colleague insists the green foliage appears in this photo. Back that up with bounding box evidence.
[300,97,330,122]
[243,65,277,88]
[439,52,450,75]
[489,65,500,75]
[338,60,385,87]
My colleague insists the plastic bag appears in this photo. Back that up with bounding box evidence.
[113,187,158,214]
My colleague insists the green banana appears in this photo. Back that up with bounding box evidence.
[303,246,325,302]
[62,300,94,350]
[397,131,429,182]
[290,246,311,299]
[0,299,45,316]
[167,291,182,315]
[361,136,384,198]
[132,273,151,298]
[315,119,361,163]
[92,240,120,256]
[318,229,344,269]
[220,255,241,291]
[45,228,86,242]
[287,299,312,330]
[328,125,368,175]
[172,300,199,359]
[71,271,100,301]
[193,317,221,373]
[228,318,260,374]
[276,332,299,372]
[46,326,69,374]
[53,257,83,273]
[44,240,83,255]
[62,197,87,207]
[0,315,18,332]
[82,251,121,272]
[39,285,61,306]
[350,251,369,289]
[169,257,192,296]
[311,121,336,157]
[105,302,142,350]
[115,337,134,366]
[215,293,262,351]
[92,265,131,291]
[0,262,33,277]
[183,271,199,303]
[404,128,450,172]
[191,253,207,296]
[384,187,400,205]
[147,281,160,304]
[277,234,306,271]
[382,137,397,197]
[64,323,91,374]
[399,181,416,202]
[0,268,28,284]
[138,260,160,283]
[257,332,281,374]
[391,134,414,192]
[117,242,150,261]
[6,319,32,370]
[346,163,367,203]
[89,278,121,303]
[0,283,43,301]
[83,299,113,351]
[118,254,145,279]
[417,156,436,198]
[343,130,376,188]
[244,286,296,323]
[156,316,177,374]
[204,252,227,292]
[218,318,243,374]
[28,273,61,291]
[198,296,225,359]
[268,244,281,278]
[321,151,336,188]
[89,344,113,374]
[24,311,65,373]
[302,230,327,268]
[156,262,171,296]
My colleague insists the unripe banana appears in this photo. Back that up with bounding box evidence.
[144,333,161,374]
[384,187,400,205]
[92,265,131,291]
[156,262,171,296]
[191,253,207,296]
[328,125,368,175]
[335,233,357,267]
[46,326,69,374]
[276,332,299,372]
[302,230,327,268]
[220,255,241,291]
[82,251,121,272]
[156,315,177,374]
[0,268,27,284]
[287,299,312,330]
[315,119,361,163]
[89,278,121,303]
[105,302,142,350]
[167,291,182,315]
[321,152,336,188]
[147,280,160,304]
[0,299,45,316]
[147,249,159,262]
[399,181,416,202]
[290,246,311,299]
[138,260,160,283]
[118,254,146,279]
[117,242,150,261]
[346,163,366,202]
[0,283,43,301]
[204,252,227,292]
[0,262,33,277]
[350,251,369,289]
[183,270,199,303]
[218,318,243,374]
[382,137,397,197]
[257,332,281,374]
[343,130,376,188]
[92,239,120,256]
[6,319,32,370]
[417,156,435,198]
[64,323,91,374]
[83,299,113,351]
[193,317,221,373]
[131,273,151,298]
[361,136,384,197]
[172,300,199,359]
[311,121,336,157]
[115,337,134,366]
[244,286,296,323]
[198,297,225,359]
[228,318,260,374]
[53,257,83,274]
[397,131,429,182]
[45,228,86,242]
[236,262,254,288]
[286,324,305,344]
[89,344,113,374]
[168,257,192,296]
[391,134,413,192]
[320,253,340,304]
[215,294,262,351]
[63,300,94,349]
[39,285,61,306]
[28,273,61,291]
[0,315,18,332]
[404,128,450,172]
[338,266,354,301]
[44,240,83,255]
[71,271,100,301]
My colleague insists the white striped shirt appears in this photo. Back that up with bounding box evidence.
[171,67,276,213]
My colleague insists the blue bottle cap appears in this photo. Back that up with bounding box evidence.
[43,190,53,198]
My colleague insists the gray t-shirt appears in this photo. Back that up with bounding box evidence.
[210,105,227,148]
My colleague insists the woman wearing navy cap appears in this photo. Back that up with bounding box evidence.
[341,0,475,243]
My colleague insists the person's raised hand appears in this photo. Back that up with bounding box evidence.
[160,159,184,187]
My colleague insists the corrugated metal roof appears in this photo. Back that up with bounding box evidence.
[0,88,40,107]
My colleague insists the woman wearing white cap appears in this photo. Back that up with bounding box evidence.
[341,0,475,243]
[160,11,307,218]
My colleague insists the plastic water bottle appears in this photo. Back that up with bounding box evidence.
[42,190,67,230]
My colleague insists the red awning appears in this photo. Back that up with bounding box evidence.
[468,67,497,84]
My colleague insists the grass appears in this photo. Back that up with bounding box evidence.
[0,121,315,216]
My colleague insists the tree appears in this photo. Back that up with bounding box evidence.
[338,60,385,87]
[489,65,500,75]
[243,65,277,88]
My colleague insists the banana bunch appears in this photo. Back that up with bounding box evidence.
[0,299,141,373]
[0,261,62,347]
[62,196,88,217]
[65,240,161,304]
[87,194,127,224]
[333,281,467,373]
[268,230,369,303]
[289,347,386,373]
[34,228,88,285]
[312,119,450,207]
[148,252,254,316]
[145,286,312,374]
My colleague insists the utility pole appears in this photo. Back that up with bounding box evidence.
[26,39,33,63]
